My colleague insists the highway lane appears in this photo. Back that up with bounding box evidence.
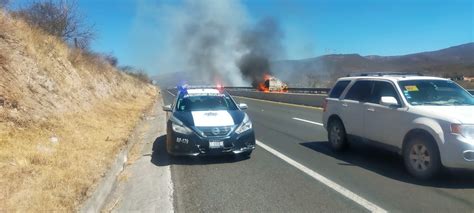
[160,91,364,212]
[161,90,474,212]
[235,96,474,212]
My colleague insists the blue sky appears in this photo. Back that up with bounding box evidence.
[245,0,473,58]
[12,0,474,74]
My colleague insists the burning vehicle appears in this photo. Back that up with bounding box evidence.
[257,75,288,92]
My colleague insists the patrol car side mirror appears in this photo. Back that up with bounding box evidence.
[239,103,248,110]
[380,96,399,107]
[162,105,172,112]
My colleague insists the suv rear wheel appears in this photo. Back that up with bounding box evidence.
[328,119,348,151]
[403,134,441,179]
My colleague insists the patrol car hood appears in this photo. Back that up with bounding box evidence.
[173,110,245,127]
[410,106,474,124]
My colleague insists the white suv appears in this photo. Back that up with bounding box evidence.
[322,73,474,179]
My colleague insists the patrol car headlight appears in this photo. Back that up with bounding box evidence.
[235,114,252,134]
[171,115,193,135]
[451,124,474,140]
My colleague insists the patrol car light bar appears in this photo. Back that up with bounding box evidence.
[176,85,225,91]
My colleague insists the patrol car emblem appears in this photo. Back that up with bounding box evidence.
[211,128,220,135]
[205,112,218,116]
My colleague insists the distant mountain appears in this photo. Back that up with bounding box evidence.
[271,43,474,87]
[153,43,474,88]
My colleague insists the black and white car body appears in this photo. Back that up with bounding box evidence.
[163,86,256,156]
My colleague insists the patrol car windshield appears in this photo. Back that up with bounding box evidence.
[176,95,239,111]
[399,80,474,106]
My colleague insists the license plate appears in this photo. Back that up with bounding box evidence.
[209,141,224,149]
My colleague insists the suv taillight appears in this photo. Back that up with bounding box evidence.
[322,99,328,112]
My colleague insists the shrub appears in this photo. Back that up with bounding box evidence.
[119,66,152,84]
[14,0,95,49]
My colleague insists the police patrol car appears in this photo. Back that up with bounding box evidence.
[162,85,256,156]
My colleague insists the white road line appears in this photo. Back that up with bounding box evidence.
[256,140,387,213]
[293,117,324,126]
[167,90,176,97]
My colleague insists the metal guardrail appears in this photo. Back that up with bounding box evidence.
[287,87,331,94]
[226,87,473,95]
[169,86,473,95]
[223,87,255,91]
[164,87,473,108]
[224,87,331,94]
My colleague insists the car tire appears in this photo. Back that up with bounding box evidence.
[328,119,348,151]
[403,134,441,180]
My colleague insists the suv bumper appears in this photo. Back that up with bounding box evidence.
[440,134,474,170]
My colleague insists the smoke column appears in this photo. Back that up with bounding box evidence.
[152,0,285,86]
[238,18,285,87]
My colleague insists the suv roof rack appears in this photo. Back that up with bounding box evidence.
[347,72,424,77]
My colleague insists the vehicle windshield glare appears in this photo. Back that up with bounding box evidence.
[176,95,238,111]
[398,80,474,106]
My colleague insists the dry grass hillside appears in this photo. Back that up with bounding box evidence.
[0,11,157,211]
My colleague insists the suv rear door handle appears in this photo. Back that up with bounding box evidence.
[367,107,375,112]
[342,103,348,107]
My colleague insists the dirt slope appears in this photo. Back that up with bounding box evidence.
[0,11,157,211]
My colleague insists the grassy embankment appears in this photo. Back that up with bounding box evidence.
[0,11,157,211]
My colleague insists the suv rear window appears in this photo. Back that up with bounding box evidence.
[344,80,374,102]
[329,80,351,98]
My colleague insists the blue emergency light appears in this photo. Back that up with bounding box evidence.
[177,84,188,95]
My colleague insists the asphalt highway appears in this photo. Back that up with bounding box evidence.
[161,90,474,212]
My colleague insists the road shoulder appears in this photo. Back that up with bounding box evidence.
[102,94,173,213]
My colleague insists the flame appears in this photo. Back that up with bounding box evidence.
[258,82,270,93]
[256,73,271,92]
[256,74,288,93]
[272,87,288,93]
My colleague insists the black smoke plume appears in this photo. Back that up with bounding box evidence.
[149,1,285,86]
[238,18,285,87]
